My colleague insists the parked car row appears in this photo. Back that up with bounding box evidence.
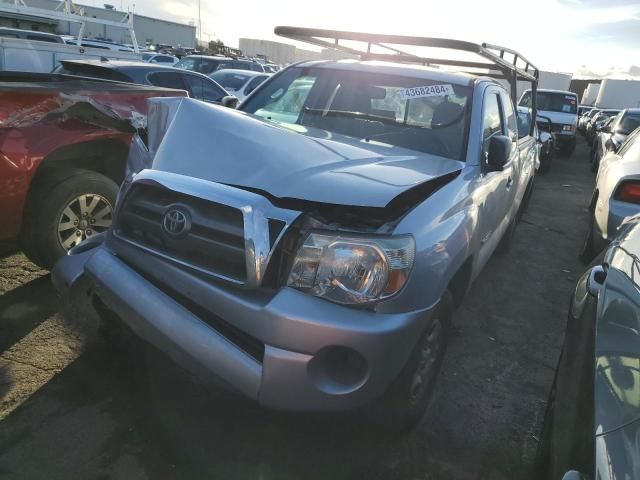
[590,109,640,172]
[539,213,640,480]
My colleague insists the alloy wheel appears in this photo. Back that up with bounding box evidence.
[57,194,113,250]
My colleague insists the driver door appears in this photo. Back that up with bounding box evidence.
[476,88,518,267]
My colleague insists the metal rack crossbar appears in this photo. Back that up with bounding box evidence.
[274,26,539,107]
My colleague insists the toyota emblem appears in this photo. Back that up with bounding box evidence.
[162,207,191,237]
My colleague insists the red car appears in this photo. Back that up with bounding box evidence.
[0,72,186,268]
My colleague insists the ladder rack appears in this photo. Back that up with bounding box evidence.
[0,0,139,52]
[274,26,539,106]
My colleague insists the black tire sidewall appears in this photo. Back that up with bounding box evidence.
[26,170,118,269]
[367,291,453,433]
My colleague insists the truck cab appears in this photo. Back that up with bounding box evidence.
[519,88,578,156]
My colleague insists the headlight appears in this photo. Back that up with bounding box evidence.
[286,232,415,305]
[562,124,575,132]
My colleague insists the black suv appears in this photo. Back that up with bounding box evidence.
[55,60,229,104]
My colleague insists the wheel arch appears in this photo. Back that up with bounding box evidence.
[35,137,129,185]
[447,255,473,308]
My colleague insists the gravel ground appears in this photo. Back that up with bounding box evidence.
[0,139,593,480]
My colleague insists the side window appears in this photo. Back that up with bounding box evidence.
[482,92,504,143]
[516,110,532,139]
[200,60,221,74]
[176,57,197,70]
[501,94,517,140]
[519,91,532,108]
[184,74,225,103]
[147,72,187,91]
[244,75,267,95]
[482,92,504,161]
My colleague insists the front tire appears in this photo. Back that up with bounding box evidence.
[367,291,453,433]
[22,168,118,269]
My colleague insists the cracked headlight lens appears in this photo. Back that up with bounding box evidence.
[287,232,415,305]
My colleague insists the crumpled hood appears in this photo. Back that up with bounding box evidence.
[148,97,464,208]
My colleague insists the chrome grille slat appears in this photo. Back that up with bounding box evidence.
[114,170,301,288]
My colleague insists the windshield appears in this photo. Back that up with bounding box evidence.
[210,71,252,90]
[241,66,472,160]
[520,91,577,114]
[141,53,153,61]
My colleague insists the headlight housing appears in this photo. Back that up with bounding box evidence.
[562,124,575,132]
[286,232,415,305]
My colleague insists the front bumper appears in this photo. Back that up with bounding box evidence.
[52,240,436,412]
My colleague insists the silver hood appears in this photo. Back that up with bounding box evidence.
[147,97,464,208]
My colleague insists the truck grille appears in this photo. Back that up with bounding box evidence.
[116,183,248,283]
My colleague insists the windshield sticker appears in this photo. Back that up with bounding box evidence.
[565,95,574,100]
[400,84,454,100]
[562,105,572,112]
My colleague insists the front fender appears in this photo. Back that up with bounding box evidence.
[377,175,477,314]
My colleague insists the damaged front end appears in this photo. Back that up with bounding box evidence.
[111,96,462,306]
[52,95,460,410]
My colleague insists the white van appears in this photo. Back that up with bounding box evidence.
[519,89,579,156]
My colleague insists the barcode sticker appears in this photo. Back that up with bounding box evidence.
[400,84,455,100]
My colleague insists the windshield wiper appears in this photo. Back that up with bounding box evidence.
[302,107,401,126]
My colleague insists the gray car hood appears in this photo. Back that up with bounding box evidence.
[147,97,464,208]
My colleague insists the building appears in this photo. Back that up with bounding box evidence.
[0,0,196,47]
[239,38,357,65]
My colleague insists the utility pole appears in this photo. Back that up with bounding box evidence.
[197,0,201,49]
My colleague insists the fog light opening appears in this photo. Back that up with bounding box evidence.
[308,346,369,395]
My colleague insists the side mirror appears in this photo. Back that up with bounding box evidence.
[220,95,239,109]
[486,135,511,171]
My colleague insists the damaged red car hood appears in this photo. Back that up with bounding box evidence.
[149,98,464,208]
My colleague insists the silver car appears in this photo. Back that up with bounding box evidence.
[581,127,640,262]
[53,30,538,431]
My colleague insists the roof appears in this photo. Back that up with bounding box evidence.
[60,59,178,71]
[180,55,232,61]
[211,69,270,78]
[526,88,577,95]
[292,59,480,86]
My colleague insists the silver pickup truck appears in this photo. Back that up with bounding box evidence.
[53,28,539,431]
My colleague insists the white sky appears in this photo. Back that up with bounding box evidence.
[97,0,640,75]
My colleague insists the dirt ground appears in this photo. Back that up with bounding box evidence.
[0,139,593,480]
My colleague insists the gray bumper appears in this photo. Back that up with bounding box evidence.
[53,242,435,411]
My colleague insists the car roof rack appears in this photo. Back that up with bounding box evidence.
[274,26,539,107]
